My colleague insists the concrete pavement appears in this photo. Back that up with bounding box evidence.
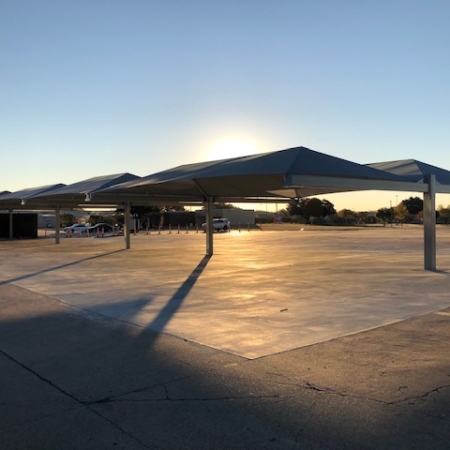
[1,226,450,448]
[1,227,450,358]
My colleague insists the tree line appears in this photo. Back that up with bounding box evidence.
[375,197,450,225]
[276,196,450,226]
[59,197,450,228]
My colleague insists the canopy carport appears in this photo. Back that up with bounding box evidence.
[0,184,66,240]
[0,174,141,244]
[99,146,441,269]
[2,147,447,270]
[366,158,450,271]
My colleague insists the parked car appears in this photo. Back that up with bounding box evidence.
[64,223,91,234]
[201,218,231,232]
[89,223,113,233]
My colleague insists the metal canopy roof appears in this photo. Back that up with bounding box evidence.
[101,146,424,203]
[366,159,450,192]
[41,172,140,197]
[3,148,449,209]
[0,184,66,209]
[0,174,142,210]
[0,183,66,200]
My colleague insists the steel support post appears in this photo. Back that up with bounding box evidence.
[124,203,131,249]
[205,197,213,256]
[423,174,436,271]
[55,206,61,244]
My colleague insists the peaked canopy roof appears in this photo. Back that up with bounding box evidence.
[3,147,449,210]
[41,173,139,197]
[0,183,66,200]
[0,184,66,209]
[26,172,142,207]
[367,159,450,188]
[102,146,419,202]
[0,174,141,210]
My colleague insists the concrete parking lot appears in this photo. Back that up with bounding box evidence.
[1,226,450,448]
[2,226,450,358]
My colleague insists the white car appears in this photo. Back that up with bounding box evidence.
[64,224,91,234]
[201,218,231,232]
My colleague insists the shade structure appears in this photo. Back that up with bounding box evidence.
[1,145,447,271]
[3,173,142,209]
[367,159,450,193]
[0,184,66,209]
[367,157,450,271]
[101,146,420,203]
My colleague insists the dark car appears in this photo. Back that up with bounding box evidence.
[88,223,113,233]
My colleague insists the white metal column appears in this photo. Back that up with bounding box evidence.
[205,197,213,256]
[423,174,436,271]
[124,202,131,250]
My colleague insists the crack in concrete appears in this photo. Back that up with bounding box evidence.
[389,384,450,405]
[98,393,287,403]
[388,384,450,422]
[0,348,153,449]
[85,376,288,404]
[0,348,80,403]
[271,375,450,422]
[82,376,191,405]
[304,381,333,393]
[260,364,450,415]
[299,379,448,409]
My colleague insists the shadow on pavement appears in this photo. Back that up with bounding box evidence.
[1,280,450,449]
[0,249,126,286]
[84,255,210,331]
[149,255,211,332]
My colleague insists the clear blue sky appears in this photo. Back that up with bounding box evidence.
[2,1,450,210]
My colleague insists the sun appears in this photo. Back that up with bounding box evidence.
[207,139,261,161]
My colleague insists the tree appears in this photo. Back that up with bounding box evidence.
[162,205,186,212]
[302,198,336,223]
[285,198,335,223]
[376,207,392,226]
[302,198,324,222]
[438,205,450,224]
[402,197,423,215]
[60,213,77,227]
[393,203,409,225]
[286,199,303,216]
[89,214,117,225]
[321,199,336,217]
[337,209,356,224]
[355,211,376,224]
